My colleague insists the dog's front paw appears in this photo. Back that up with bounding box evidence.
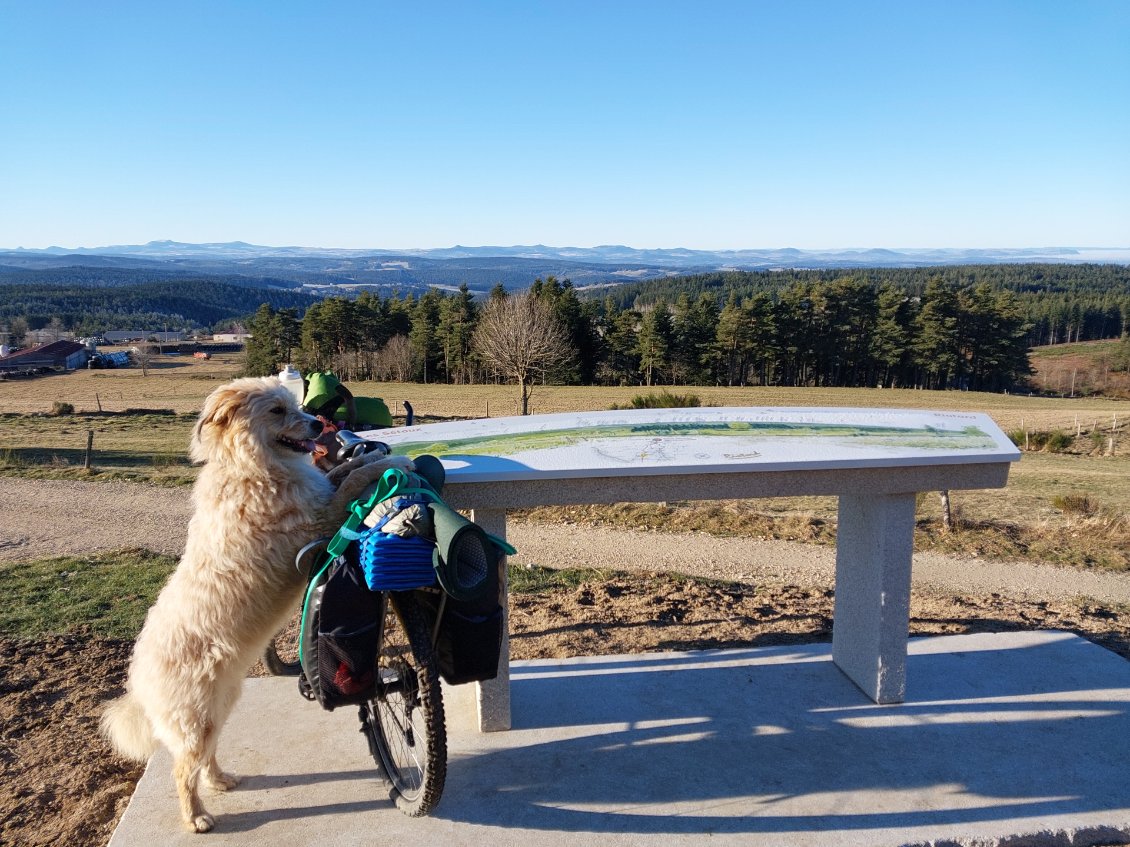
[190,813,215,833]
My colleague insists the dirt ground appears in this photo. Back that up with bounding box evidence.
[3,574,1129,847]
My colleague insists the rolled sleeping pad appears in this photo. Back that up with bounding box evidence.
[428,500,502,602]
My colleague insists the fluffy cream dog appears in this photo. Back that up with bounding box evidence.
[101,376,409,833]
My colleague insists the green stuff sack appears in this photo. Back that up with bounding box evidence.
[303,370,341,413]
[304,371,393,428]
[334,396,393,428]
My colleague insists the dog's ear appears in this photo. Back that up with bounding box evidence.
[190,384,245,463]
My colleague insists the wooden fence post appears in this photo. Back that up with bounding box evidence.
[84,430,94,469]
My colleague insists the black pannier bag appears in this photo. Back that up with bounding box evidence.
[416,564,504,686]
[299,547,383,710]
[412,463,510,685]
[438,598,504,686]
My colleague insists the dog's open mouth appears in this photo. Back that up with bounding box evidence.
[278,435,317,454]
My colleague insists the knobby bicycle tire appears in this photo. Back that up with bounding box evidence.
[263,607,302,676]
[360,590,447,816]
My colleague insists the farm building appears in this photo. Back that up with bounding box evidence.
[25,329,76,345]
[0,340,90,374]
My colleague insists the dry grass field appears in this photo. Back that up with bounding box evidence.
[1,352,1127,568]
[1029,338,1130,400]
[0,350,246,415]
[1,349,1128,434]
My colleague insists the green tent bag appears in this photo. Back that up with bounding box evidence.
[302,372,393,428]
[338,396,392,428]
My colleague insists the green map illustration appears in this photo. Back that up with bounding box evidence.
[387,420,997,460]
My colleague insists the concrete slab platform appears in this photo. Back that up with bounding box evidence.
[109,631,1130,847]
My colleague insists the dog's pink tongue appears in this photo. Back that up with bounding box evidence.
[301,439,317,453]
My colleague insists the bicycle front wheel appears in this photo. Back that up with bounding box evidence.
[360,590,447,816]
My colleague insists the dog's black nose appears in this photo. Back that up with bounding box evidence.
[310,418,324,435]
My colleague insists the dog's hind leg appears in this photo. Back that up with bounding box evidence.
[204,756,241,791]
[202,678,243,792]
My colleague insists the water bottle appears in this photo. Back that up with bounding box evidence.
[278,364,304,403]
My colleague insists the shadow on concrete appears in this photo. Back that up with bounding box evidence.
[435,633,1130,837]
[238,769,379,791]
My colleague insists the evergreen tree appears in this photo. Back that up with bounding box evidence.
[871,284,913,388]
[353,291,391,352]
[531,276,599,383]
[243,303,283,377]
[774,283,818,386]
[409,289,442,383]
[436,283,477,383]
[715,292,752,386]
[385,292,415,338]
[960,285,1030,390]
[598,297,640,385]
[742,292,777,386]
[275,307,301,364]
[1112,331,1130,373]
[636,301,672,386]
[820,277,878,387]
[672,293,719,384]
[914,279,962,389]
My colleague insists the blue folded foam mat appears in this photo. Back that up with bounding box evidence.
[357,530,437,591]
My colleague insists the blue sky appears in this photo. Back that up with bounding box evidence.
[2,1,1127,251]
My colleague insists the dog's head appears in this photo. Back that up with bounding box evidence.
[190,377,323,468]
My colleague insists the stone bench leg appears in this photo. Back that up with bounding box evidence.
[467,507,511,731]
[831,491,916,704]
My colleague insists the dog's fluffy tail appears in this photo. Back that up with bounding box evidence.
[100,693,156,762]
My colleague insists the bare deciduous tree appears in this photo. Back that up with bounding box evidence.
[473,292,572,415]
[132,342,158,377]
[372,334,414,383]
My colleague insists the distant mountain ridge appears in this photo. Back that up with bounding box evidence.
[2,241,1127,297]
[7,239,1129,265]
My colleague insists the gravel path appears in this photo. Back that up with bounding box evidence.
[3,477,1129,605]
